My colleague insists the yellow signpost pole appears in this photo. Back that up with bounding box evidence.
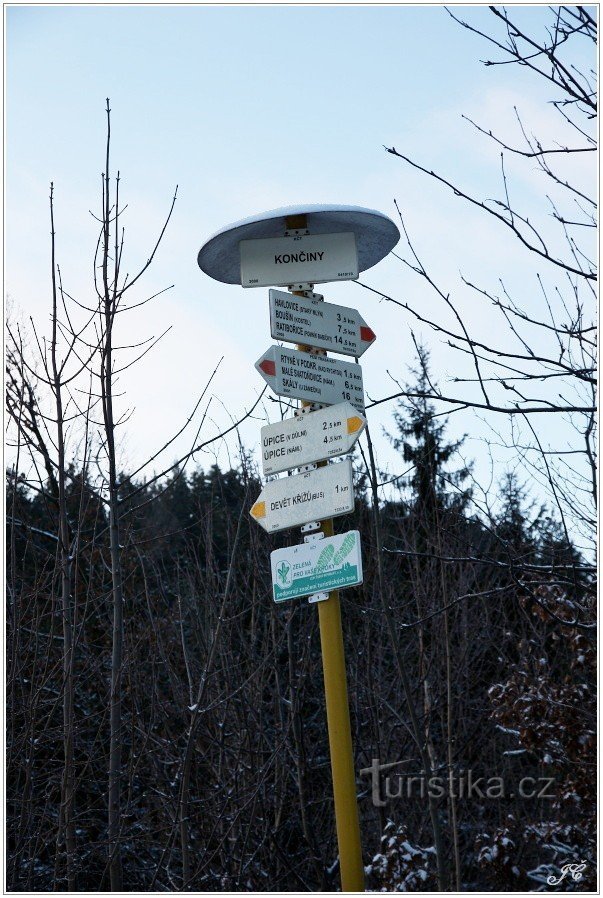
[291,266,364,892]
[316,520,365,892]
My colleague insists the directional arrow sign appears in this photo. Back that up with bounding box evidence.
[269,289,376,357]
[249,459,354,533]
[271,530,363,603]
[255,346,364,413]
[261,402,366,476]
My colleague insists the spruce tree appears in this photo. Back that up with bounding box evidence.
[390,346,471,552]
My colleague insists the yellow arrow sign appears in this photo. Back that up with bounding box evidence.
[250,501,266,520]
[346,415,364,435]
[260,401,367,477]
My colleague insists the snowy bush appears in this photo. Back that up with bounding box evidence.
[365,820,437,892]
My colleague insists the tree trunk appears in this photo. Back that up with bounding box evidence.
[365,427,448,890]
[50,185,76,890]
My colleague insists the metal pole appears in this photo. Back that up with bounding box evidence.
[291,269,364,892]
[316,519,365,891]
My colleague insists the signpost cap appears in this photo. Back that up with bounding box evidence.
[197,204,400,285]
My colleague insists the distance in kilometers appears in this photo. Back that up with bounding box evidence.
[250,459,354,533]
[261,402,366,476]
[271,530,363,603]
[269,289,376,357]
[255,346,364,413]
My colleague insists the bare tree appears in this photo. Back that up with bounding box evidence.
[360,5,596,563]
[7,183,101,888]
[6,99,273,890]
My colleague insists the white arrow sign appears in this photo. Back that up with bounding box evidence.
[255,346,364,413]
[261,402,366,476]
[271,530,363,603]
[240,232,358,288]
[269,289,376,357]
[250,460,354,533]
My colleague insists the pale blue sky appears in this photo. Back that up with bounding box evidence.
[7,4,490,205]
[6,4,597,544]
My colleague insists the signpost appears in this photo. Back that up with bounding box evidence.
[240,231,358,288]
[249,460,354,533]
[271,530,363,603]
[255,346,365,412]
[198,204,400,893]
[269,289,376,357]
[260,402,366,476]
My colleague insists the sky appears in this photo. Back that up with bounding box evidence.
[5,3,597,546]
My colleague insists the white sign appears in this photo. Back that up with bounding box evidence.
[255,346,364,413]
[269,290,376,357]
[249,460,354,533]
[240,232,358,288]
[271,531,363,603]
[261,402,366,476]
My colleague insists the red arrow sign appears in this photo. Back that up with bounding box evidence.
[255,346,365,413]
[268,289,377,358]
[259,359,276,377]
[360,325,376,343]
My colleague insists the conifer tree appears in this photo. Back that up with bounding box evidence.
[390,346,471,543]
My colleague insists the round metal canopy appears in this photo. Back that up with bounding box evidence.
[197,204,400,285]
